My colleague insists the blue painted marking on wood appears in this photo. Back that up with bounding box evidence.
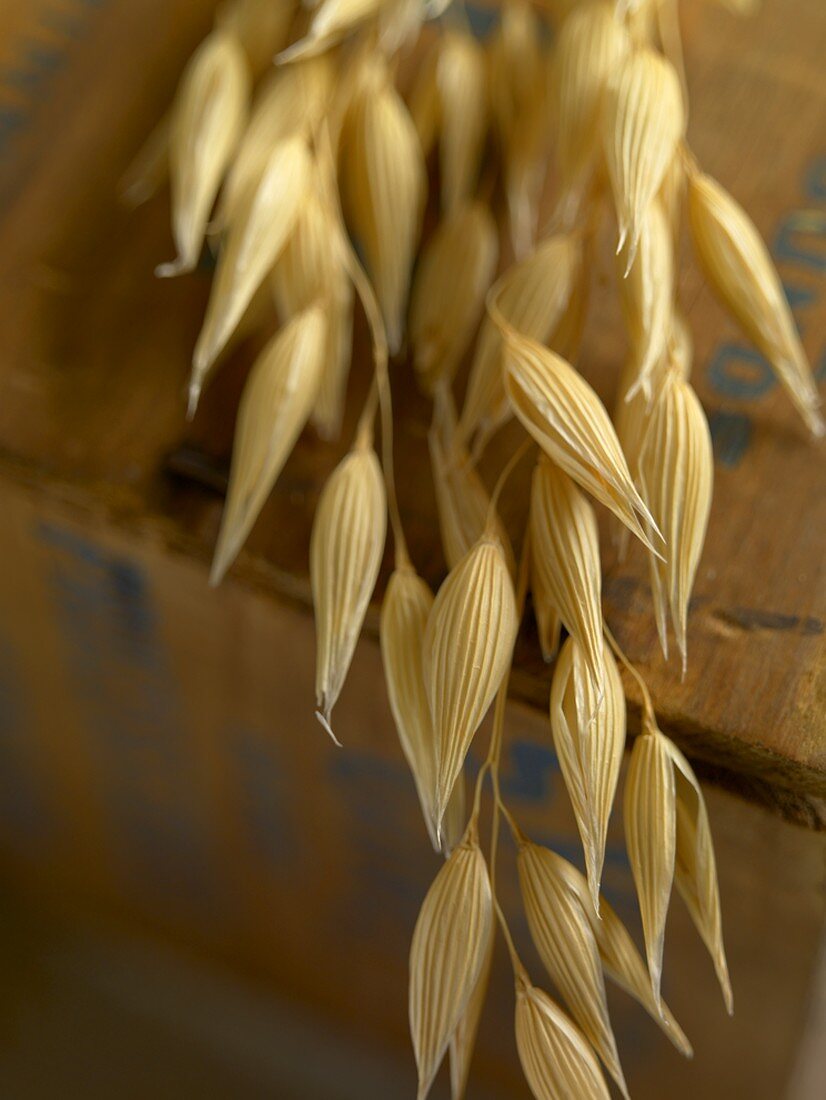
[707,344,775,400]
[329,749,436,939]
[0,636,54,845]
[499,741,560,805]
[806,156,826,199]
[773,210,826,273]
[0,1,110,158]
[708,409,753,469]
[782,281,816,313]
[37,520,218,908]
[228,725,294,869]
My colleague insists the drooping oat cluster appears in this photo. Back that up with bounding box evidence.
[126,0,822,1094]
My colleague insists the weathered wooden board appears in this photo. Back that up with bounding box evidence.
[0,0,823,821]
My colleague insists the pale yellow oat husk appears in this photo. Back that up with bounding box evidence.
[530,456,604,696]
[658,150,685,247]
[624,724,676,1008]
[429,391,514,574]
[380,563,440,850]
[556,855,693,1056]
[158,30,250,278]
[215,0,295,76]
[548,226,593,366]
[488,0,548,256]
[666,738,733,1013]
[280,0,385,60]
[688,168,824,435]
[217,56,334,230]
[530,542,562,663]
[409,831,493,1100]
[210,305,327,585]
[550,636,626,910]
[619,198,674,400]
[441,773,467,858]
[424,534,518,830]
[553,0,630,203]
[603,46,685,265]
[449,926,492,1100]
[340,69,426,353]
[614,306,691,501]
[436,31,488,215]
[502,325,662,551]
[517,841,628,1097]
[271,182,341,317]
[409,201,498,392]
[638,371,713,670]
[190,134,312,411]
[459,233,582,446]
[311,437,387,740]
[271,181,354,440]
[488,0,544,139]
[515,975,611,1100]
[312,279,354,441]
[377,0,426,55]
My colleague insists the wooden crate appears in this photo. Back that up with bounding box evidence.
[0,1,823,1097]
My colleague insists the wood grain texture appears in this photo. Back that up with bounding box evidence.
[0,1,823,817]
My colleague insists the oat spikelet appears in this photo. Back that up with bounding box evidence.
[341,68,426,353]
[666,739,733,1014]
[638,371,713,670]
[518,842,628,1097]
[624,724,676,1008]
[409,831,493,1100]
[553,0,630,203]
[271,183,354,440]
[281,0,384,59]
[409,202,498,392]
[530,547,562,663]
[380,563,440,850]
[459,234,581,445]
[190,134,311,410]
[210,305,327,584]
[436,31,488,215]
[613,307,691,541]
[515,975,611,1100]
[620,199,674,400]
[559,857,693,1056]
[688,169,824,435]
[441,773,467,858]
[531,457,604,696]
[488,0,549,256]
[272,184,340,317]
[603,47,685,265]
[502,326,662,551]
[424,535,518,830]
[158,31,250,278]
[430,392,514,573]
[218,57,333,230]
[215,0,294,76]
[449,924,493,1100]
[550,637,626,909]
[311,438,387,739]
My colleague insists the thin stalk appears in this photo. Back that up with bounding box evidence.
[604,622,657,729]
